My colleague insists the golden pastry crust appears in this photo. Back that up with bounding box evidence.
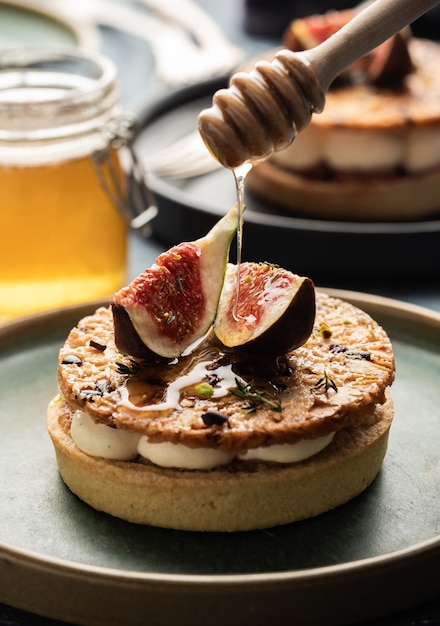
[47,392,393,531]
[245,160,440,221]
[57,292,394,452]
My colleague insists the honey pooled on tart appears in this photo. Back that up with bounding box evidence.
[55,289,394,464]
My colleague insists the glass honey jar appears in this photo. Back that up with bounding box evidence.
[0,47,132,323]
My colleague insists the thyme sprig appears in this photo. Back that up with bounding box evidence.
[231,377,283,413]
[115,358,144,376]
[313,370,338,393]
[176,276,184,293]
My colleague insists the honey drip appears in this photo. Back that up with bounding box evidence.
[198,51,325,319]
[232,162,252,322]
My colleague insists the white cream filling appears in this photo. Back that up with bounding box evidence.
[71,409,140,461]
[273,125,324,170]
[323,129,403,171]
[70,409,335,469]
[239,434,334,463]
[137,437,235,470]
[272,124,440,173]
[404,125,440,172]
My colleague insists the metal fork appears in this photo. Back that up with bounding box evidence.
[141,130,221,179]
[139,0,244,86]
[33,0,244,88]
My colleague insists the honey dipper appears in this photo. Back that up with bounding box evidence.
[198,0,440,169]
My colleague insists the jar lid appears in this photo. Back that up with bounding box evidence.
[0,47,119,140]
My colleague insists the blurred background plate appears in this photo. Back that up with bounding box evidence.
[134,77,440,283]
[0,0,100,48]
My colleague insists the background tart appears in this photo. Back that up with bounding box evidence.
[246,39,440,221]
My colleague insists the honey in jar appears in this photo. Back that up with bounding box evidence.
[0,47,129,323]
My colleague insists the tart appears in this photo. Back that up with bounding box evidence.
[246,12,440,221]
[47,292,395,531]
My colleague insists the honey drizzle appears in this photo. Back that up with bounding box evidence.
[232,162,252,322]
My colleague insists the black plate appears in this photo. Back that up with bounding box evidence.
[132,77,440,281]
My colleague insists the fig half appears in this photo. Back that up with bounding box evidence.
[214,262,315,356]
[112,204,238,359]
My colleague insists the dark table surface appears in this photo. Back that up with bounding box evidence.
[1,1,440,625]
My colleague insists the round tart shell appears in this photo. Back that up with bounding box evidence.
[47,393,393,532]
[246,161,440,221]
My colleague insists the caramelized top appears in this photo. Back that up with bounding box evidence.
[57,293,395,453]
[306,40,440,130]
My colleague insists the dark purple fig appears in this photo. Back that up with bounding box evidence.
[111,304,158,360]
[366,31,413,87]
[214,262,315,356]
[112,204,238,359]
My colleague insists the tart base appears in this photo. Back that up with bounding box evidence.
[46,393,393,532]
[246,160,440,222]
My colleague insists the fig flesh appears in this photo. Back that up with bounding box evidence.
[282,9,356,52]
[112,204,238,359]
[214,262,315,356]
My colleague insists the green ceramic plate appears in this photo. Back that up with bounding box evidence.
[0,290,439,626]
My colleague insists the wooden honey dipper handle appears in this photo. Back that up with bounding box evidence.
[309,0,440,91]
[198,0,440,169]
